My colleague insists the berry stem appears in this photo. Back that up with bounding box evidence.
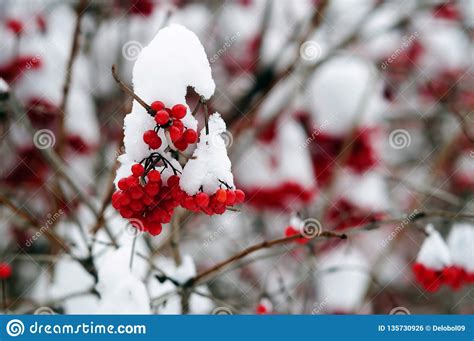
[200,96,209,135]
[111,64,154,116]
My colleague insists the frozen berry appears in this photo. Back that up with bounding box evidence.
[216,189,227,203]
[0,263,12,279]
[147,170,161,183]
[235,189,245,203]
[183,129,198,144]
[131,163,145,177]
[169,126,182,142]
[118,178,129,190]
[151,101,165,112]
[195,192,210,207]
[171,104,187,119]
[155,110,170,125]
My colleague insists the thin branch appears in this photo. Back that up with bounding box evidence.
[111,64,154,115]
[185,230,346,287]
[58,0,88,152]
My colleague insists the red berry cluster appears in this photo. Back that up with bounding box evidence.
[112,163,184,236]
[113,161,245,236]
[181,188,245,215]
[0,262,12,279]
[413,263,474,292]
[142,101,198,152]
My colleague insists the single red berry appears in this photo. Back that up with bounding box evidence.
[112,191,123,209]
[172,119,184,132]
[143,130,158,144]
[120,207,133,218]
[225,190,236,205]
[215,189,227,203]
[183,129,198,144]
[131,163,145,177]
[174,138,188,151]
[0,263,12,279]
[6,19,23,35]
[144,183,160,196]
[151,101,165,112]
[118,178,129,190]
[147,170,161,183]
[149,136,162,149]
[148,223,163,236]
[155,110,170,125]
[167,175,180,188]
[171,104,187,119]
[169,126,182,142]
[120,192,131,206]
[195,192,210,207]
[130,186,144,199]
[235,189,245,203]
[256,304,268,314]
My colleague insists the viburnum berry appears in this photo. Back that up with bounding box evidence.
[169,126,182,142]
[155,110,170,125]
[195,192,210,207]
[235,189,246,203]
[0,263,12,279]
[173,137,188,151]
[131,163,145,177]
[183,129,198,144]
[171,104,187,119]
[6,19,23,35]
[285,226,308,245]
[147,170,161,183]
[151,100,165,112]
[118,178,130,190]
[215,189,227,203]
[143,130,162,149]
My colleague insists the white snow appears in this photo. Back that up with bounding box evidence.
[316,245,371,313]
[180,113,235,195]
[333,170,390,211]
[307,55,384,136]
[416,225,451,270]
[447,223,474,272]
[235,117,316,194]
[148,255,213,314]
[95,245,151,314]
[0,78,9,93]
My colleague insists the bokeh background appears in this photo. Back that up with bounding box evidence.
[0,0,473,315]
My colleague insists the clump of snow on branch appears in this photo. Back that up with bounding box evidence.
[118,24,216,177]
[416,225,452,270]
[180,113,235,195]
